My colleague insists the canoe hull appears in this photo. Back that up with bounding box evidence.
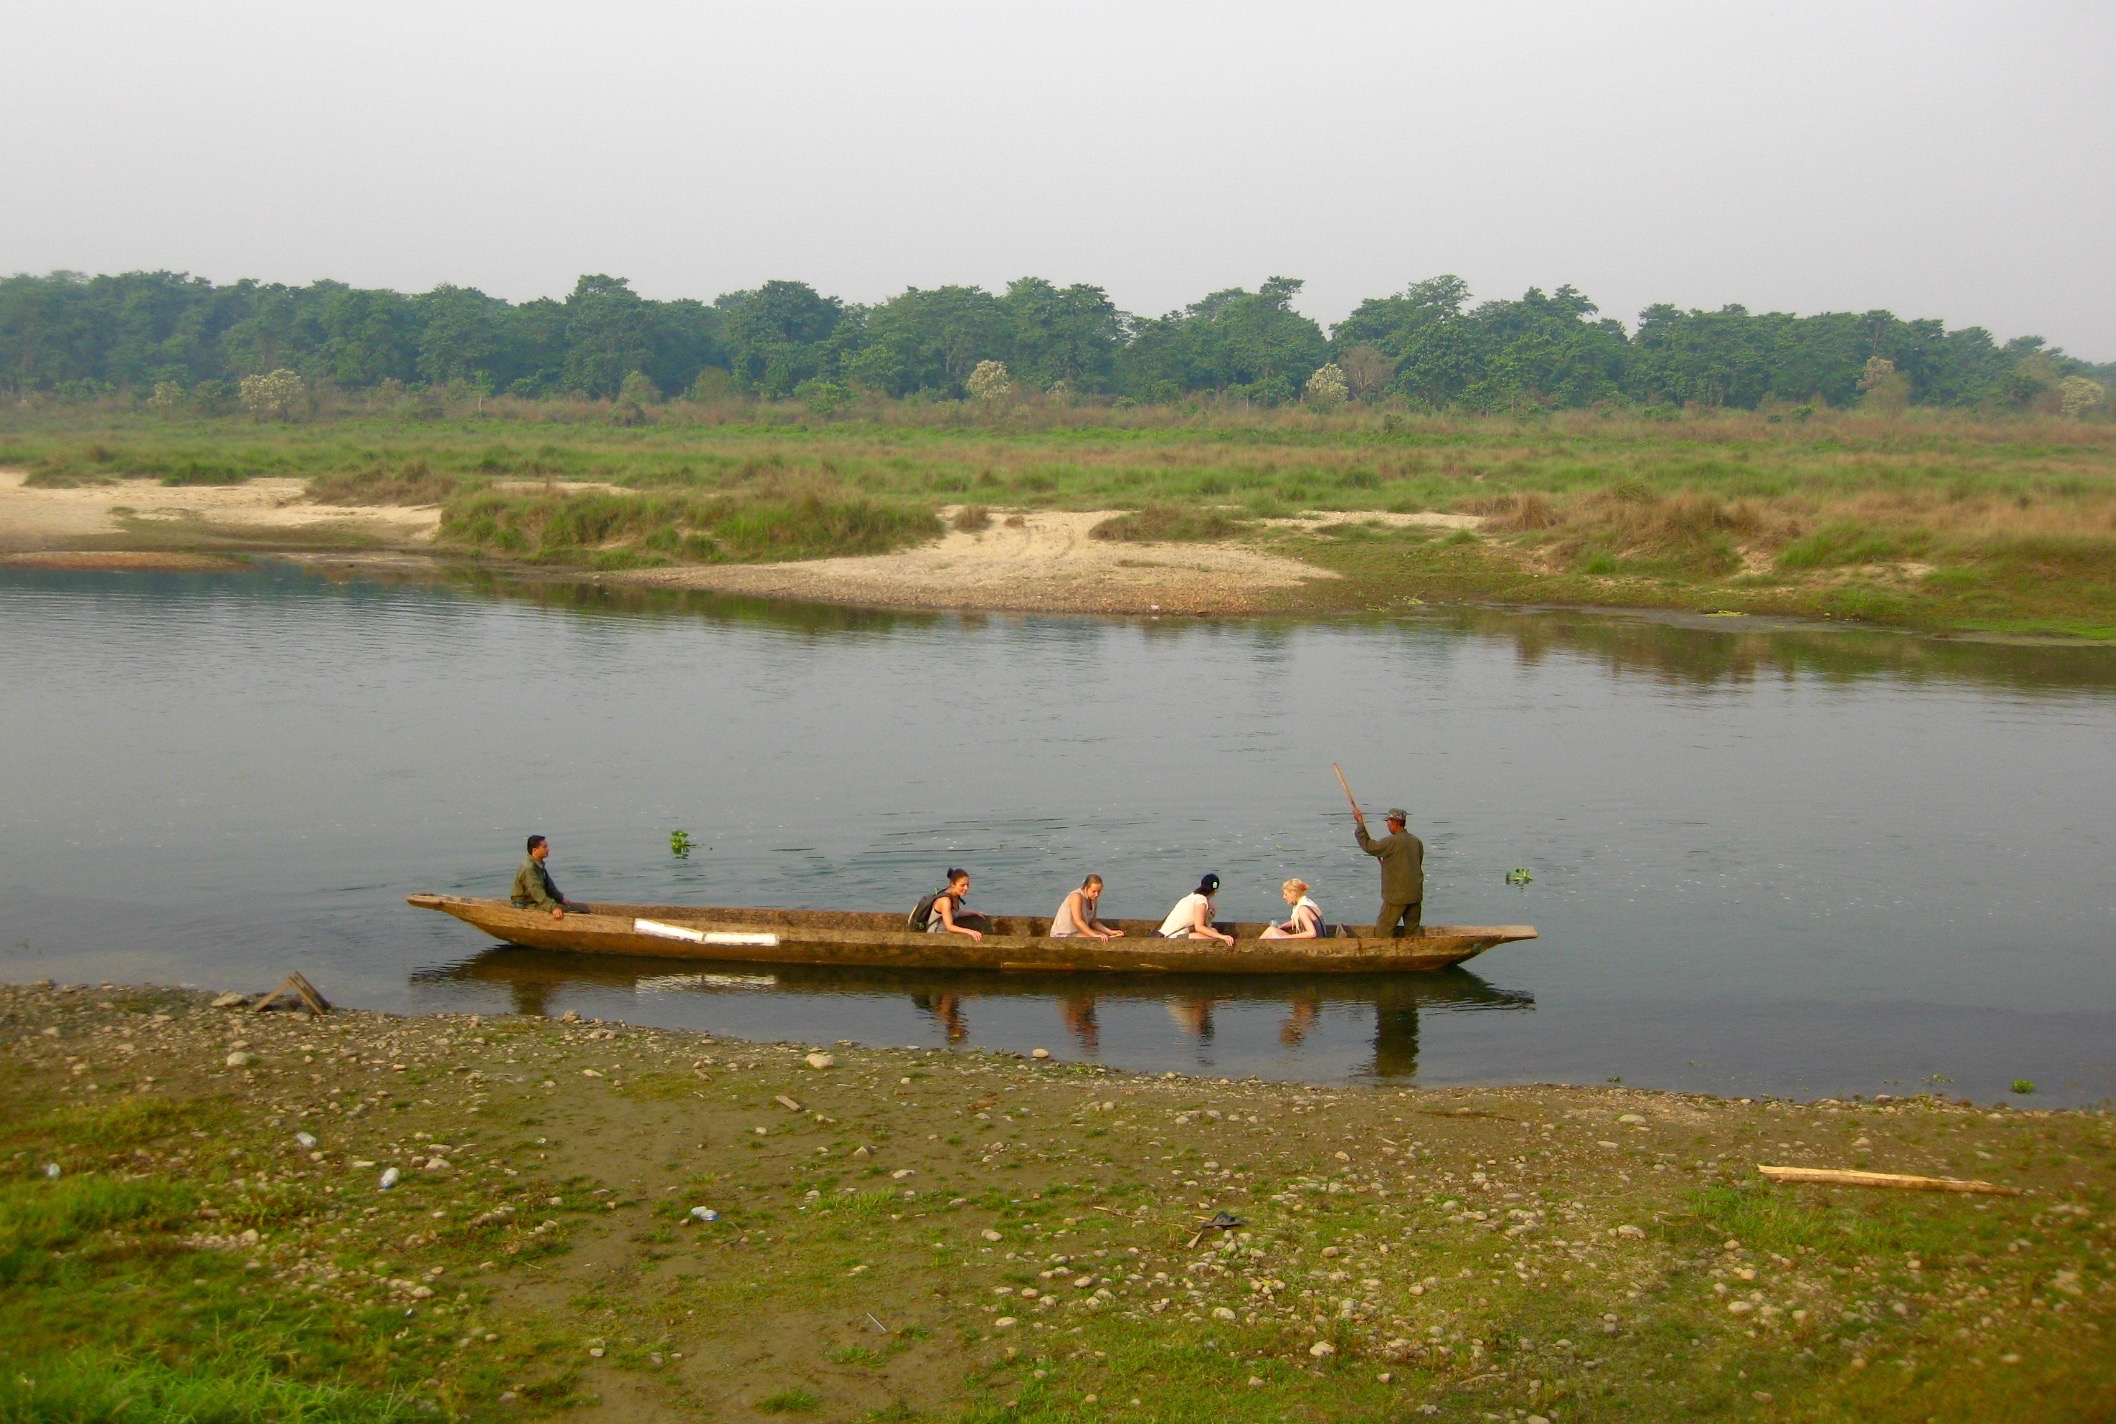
[407,894,1536,975]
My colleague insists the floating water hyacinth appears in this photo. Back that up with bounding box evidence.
[1506,868,1534,885]
[670,830,693,857]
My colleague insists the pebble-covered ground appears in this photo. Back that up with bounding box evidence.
[2,979,2110,1422]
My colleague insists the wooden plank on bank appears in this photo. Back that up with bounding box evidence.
[1758,1164,2020,1196]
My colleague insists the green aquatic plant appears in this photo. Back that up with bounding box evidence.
[670,830,693,857]
[1505,868,1533,885]
[2011,1079,2036,1095]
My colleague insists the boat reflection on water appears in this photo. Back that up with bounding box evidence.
[411,949,1534,1080]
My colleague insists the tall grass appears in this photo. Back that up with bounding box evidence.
[1089,504,1254,542]
[438,485,939,567]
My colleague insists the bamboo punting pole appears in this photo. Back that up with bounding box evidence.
[1757,1165,2020,1196]
[1332,763,1363,822]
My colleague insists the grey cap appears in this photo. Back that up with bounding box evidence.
[1385,808,1409,822]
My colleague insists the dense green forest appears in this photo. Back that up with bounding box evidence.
[2,268,2109,414]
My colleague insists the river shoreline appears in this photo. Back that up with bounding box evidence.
[4,980,2109,1421]
[7,468,2114,639]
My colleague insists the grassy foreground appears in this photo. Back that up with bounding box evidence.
[4,402,2116,634]
[2,981,2110,1423]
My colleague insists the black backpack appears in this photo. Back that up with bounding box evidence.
[908,889,946,931]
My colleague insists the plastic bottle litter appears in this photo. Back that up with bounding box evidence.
[42,1163,61,1179]
[689,1206,718,1222]
[379,1166,401,1190]
[295,1132,317,1149]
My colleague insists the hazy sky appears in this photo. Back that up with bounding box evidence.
[5,2,2112,355]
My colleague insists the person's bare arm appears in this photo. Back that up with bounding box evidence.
[938,897,983,942]
[1190,900,1234,945]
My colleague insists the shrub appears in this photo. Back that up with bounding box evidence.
[952,504,992,532]
[1089,505,1251,542]
[1484,492,1562,531]
[309,461,469,506]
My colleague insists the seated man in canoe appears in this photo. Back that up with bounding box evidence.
[511,834,587,919]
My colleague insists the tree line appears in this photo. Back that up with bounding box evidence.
[1,268,2108,413]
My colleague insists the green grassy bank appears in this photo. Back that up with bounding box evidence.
[3,982,2112,1423]
[4,400,2114,634]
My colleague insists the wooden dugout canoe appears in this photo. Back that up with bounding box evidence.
[407,894,1537,974]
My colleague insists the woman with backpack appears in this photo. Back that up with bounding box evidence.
[913,869,990,942]
[1155,873,1236,945]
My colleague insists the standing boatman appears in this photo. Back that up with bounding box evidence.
[1353,805,1425,938]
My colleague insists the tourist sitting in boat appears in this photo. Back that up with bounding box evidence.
[1259,878,1325,939]
[1156,874,1236,945]
[1050,874,1124,941]
[511,834,584,919]
[914,869,991,942]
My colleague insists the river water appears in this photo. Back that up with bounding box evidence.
[3,564,2111,1103]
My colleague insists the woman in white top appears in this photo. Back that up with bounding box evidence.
[1259,878,1325,939]
[1050,874,1124,941]
[1157,874,1235,945]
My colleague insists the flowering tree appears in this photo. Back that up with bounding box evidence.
[1856,356,1911,413]
[1303,363,1349,408]
[967,360,1014,402]
[2059,375,2107,418]
[239,369,305,421]
[146,381,183,417]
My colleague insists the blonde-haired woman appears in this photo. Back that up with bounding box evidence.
[1050,874,1123,941]
[1259,879,1325,939]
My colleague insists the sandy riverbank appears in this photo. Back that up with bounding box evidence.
[617,510,1486,616]
[3,979,2107,1422]
[0,468,439,563]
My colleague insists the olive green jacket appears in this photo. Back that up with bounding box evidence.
[511,855,566,911]
[1355,825,1425,903]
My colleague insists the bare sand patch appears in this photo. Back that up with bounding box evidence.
[618,509,1341,615]
[0,468,440,551]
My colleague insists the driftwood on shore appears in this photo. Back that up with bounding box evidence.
[250,973,331,1017]
[1758,1164,2020,1196]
